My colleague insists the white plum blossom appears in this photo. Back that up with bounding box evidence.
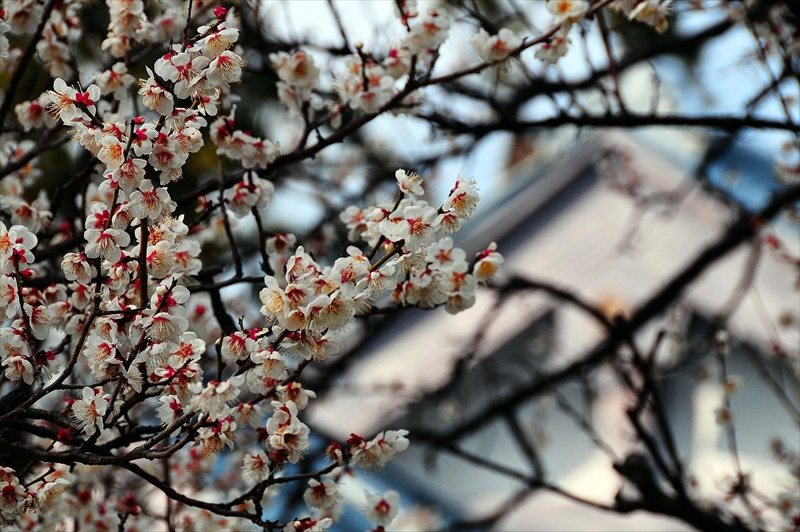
[266,401,312,466]
[92,62,135,99]
[129,181,175,220]
[629,0,672,33]
[473,241,504,281]
[402,7,451,55]
[443,174,480,219]
[348,430,410,472]
[395,169,424,198]
[363,490,401,527]
[84,227,130,264]
[14,95,51,131]
[303,478,339,510]
[270,50,321,89]
[139,68,174,116]
[206,51,244,87]
[471,28,523,62]
[71,387,110,436]
[546,0,590,24]
[190,376,244,420]
[242,450,271,483]
[535,32,572,64]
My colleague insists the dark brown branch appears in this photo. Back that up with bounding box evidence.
[423,111,800,136]
[412,182,800,443]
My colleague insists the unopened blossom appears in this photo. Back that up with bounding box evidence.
[471,28,522,62]
[71,387,109,436]
[363,490,400,527]
[283,518,333,532]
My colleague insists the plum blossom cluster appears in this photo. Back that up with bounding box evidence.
[0,0,526,529]
[528,0,672,65]
[210,110,282,172]
[0,0,83,78]
[0,466,70,525]
[268,7,449,119]
[0,222,49,388]
[339,169,504,314]
[103,0,186,58]
[611,0,673,34]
